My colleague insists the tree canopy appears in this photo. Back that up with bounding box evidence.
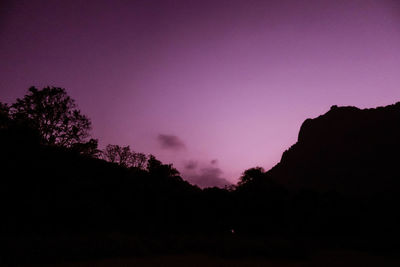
[147,154,180,178]
[102,144,147,169]
[10,86,92,147]
[237,167,265,186]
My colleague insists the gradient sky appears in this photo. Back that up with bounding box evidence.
[1,0,400,186]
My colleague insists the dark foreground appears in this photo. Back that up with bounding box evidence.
[2,233,399,267]
[2,92,400,266]
[18,251,400,267]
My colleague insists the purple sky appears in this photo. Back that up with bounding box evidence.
[1,0,400,187]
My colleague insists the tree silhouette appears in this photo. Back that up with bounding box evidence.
[103,144,119,163]
[102,144,147,169]
[117,145,131,167]
[147,154,179,177]
[70,138,100,157]
[131,152,147,169]
[10,86,92,147]
[102,144,128,166]
[237,167,265,186]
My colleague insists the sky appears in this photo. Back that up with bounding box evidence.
[1,0,400,187]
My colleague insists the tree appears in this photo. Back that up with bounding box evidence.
[118,145,132,167]
[147,154,179,177]
[131,152,147,169]
[103,144,119,163]
[237,167,265,186]
[10,86,92,147]
[102,144,131,167]
[236,167,286,197]
[70,138,100,157]
[146,154,162,172]
[102,144,147,169]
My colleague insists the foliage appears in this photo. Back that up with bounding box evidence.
[102,144,147,168]
[10,86,92,148]
[71,138,100,157]
[147,154,180,177]
[237,167,265,186]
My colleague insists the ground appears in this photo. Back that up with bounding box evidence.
[23,250,400,267]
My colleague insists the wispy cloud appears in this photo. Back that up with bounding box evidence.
[184,160,198,170]
[157,134,186,151]
[183,159,231,188]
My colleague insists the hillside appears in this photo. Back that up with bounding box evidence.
[2,94,400,264]
[268,102,400,195]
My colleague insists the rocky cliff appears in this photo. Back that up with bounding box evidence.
[268,102,400,195]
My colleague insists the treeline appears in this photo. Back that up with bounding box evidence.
[1,87,399,263]
[0,87,201,234]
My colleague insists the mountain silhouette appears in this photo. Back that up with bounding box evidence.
[268,102,400,195]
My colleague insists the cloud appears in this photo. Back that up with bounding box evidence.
[183,160,232,188]
[157,134,186,151]
[184,160,198,170]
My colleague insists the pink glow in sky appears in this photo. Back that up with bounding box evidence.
[1,0,400,186]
